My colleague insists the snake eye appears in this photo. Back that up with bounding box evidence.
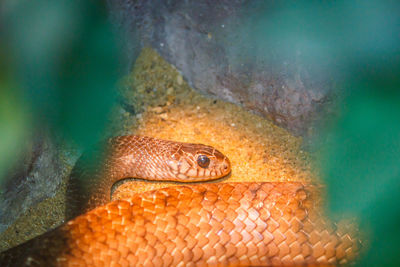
[197,155,210,168]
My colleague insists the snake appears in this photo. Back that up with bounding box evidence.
[0,135,360,266]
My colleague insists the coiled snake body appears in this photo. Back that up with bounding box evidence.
[0,135,359,266]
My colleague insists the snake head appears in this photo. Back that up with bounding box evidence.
[167,143,231,181]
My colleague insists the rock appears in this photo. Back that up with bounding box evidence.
[0,132,70,234]
[107,0,333,136]
[151,106,164,114]
[159,113,168,120]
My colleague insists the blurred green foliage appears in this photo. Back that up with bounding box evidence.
[320,69,400,266]
[0,50,29,183]
[0,0,119,180]
[240,1,400,265]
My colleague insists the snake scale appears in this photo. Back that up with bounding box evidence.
[0,135,360,266]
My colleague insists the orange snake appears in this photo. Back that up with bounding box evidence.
[0,135,360,266]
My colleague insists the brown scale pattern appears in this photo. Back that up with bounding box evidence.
[0,182,360,266]
[65,135,230,220]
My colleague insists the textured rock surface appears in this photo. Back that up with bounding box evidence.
[107,0,332,135]
[0,133,70,234]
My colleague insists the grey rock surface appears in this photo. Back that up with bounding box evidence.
[108,0,333,135]
[0,133,69,233]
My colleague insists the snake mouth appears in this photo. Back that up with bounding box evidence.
[169,170,224,182]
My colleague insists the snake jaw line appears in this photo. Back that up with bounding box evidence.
[177,173,188,180]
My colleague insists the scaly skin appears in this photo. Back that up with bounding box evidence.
[65,135,230,219]
[0,136,360,266]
